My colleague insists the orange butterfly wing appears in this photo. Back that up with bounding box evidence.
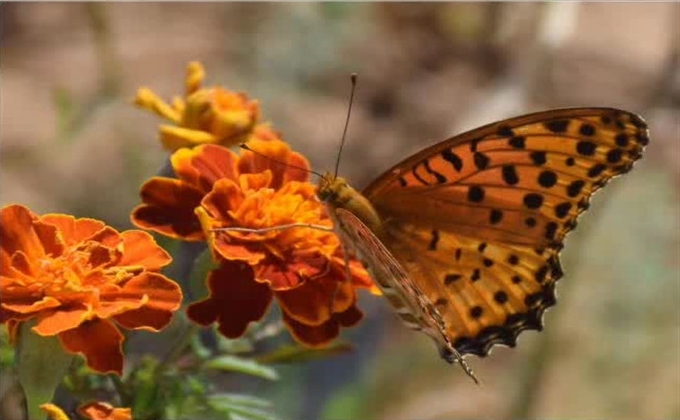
[359,108,648,356]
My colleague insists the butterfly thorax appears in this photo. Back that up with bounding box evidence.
[316,174,384,236]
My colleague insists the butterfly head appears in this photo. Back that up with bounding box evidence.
[316,172,347,205]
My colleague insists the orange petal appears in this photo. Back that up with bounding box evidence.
[33,305,91,336]
[256,254,326,290]
[58,319,124,375]
[132,178,205,240]
[284,151,312,183]
[172,144,239,192]
[212,239,266,265]
[331,256,377,293]
[275,278,336,326]
[187,262,272,338]
[2,296,61,317]
[9,250,38,277]
[40,214,106,246]
[281,311,339,348]
[239,171,273,192]
[201,178,245,224]
[0,205,47,264]
[238,140,303,189]
[77,402,132,420]
[111,273,182,331]
[335,305,363,327]
[117,231,171,270]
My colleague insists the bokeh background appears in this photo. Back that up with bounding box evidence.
[1,3,679,419]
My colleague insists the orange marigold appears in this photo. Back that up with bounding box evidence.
[0,205,182,375]
[131,141,374,346]
[134,61,261,150]
[41,402,132,420]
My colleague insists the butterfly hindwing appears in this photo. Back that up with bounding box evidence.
[383,222,559,356]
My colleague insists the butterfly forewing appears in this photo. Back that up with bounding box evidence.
[365,109,646,245]
[355,108,648,356]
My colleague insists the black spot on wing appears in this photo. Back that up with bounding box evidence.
[441,149,463,172]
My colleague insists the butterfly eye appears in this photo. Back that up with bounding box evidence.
[317,188,338,203]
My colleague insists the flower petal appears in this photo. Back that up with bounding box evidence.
[275,278,336,326]
[77,402,132,420]
[257,254,325,290]
[238,140,310,189]
[281,311,339,348]
[33,304,91,336]
[187,262,272,338]
[171,145,239,192]
[132,177,205,240]
[335,305,363,327]
[201,178,245,225]
[0,205,47,267]
[111,273,182,331]
[40,214,106,246]
[117,231,172,270]
[160,125,219,150]
[58,319,124,375]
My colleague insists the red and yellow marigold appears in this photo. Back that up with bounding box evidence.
[132,141,376,346]
[41,402,132,420]
[134,61,261,150]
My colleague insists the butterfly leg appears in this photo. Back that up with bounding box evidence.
[212,223,334,234]
[440,343,480,385]
[327,241,357,317]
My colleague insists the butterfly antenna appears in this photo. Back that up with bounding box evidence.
[333,73,358,178]
[239,143,325,180]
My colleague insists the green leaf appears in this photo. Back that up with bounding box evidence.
[225,405,279,420]
[17,322,74,420]
[255,342,353,364]
[203,356,279,381]
[208,393,272,409]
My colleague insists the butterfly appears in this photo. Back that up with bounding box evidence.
[316,107,648,382]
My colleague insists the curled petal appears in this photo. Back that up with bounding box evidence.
[238,140,310,188]
[275,279,334,326]
[0,205,49,266]
[201,178,245,225]
[187,262,272,338]
[2,296,61,321]
[78,402,132,420]
[33,305,92,336]
[185,61,205,95]
[39,214,106,247]
[111,273,183,331]
[281,311,340,348]
[172,144,239,191]
[256,255,325,291]
[132,178,205,240]
[58,318,124,375]
[160,125,218,151]
[118,231,172,270]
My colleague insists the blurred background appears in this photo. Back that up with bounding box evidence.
[1,3,679,419]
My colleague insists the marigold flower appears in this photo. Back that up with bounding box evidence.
[131,141,374,346]
[41,402,132,420]
[191,142,374,345]
[0,205,182,375]
[134,61,260,150]
[78,402,132,420]
[131,139,309,241]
